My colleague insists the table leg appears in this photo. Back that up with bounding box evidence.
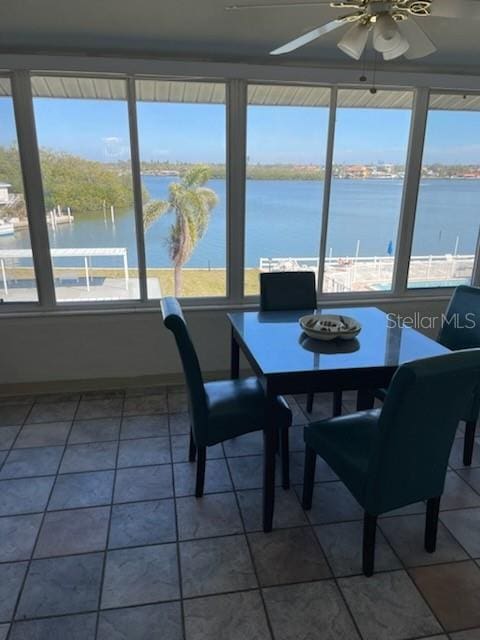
[231,328,240,380]
[333,390,343,417]
[357,389,375,411]
[263,389,276,533]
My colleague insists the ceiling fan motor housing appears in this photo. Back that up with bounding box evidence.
[332,1,433,18]
[365,2,395,15]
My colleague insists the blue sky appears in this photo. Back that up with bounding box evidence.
[1,96,479,165]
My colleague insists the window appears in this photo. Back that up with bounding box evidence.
[0,77,38,302]
[244,84,330,296]
[323,89,413,293]
[32,76,138,302]
[136,79,227,299]
[408,93,480,289]
[2,70,480,312]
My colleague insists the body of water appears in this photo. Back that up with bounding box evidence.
[2,176,479,269]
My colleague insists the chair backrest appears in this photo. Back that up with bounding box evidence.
[365,349,480,515]
[260,271,317,311]
[437,285,480,351]
[160,297,208,439]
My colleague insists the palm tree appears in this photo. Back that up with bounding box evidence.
[143,165,218,296]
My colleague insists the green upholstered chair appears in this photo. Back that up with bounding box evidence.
[260,271,317,312]
[375,285,480,465]
[302,349,480,576]
[438,285,480,464]
[259,271,341,416]
[161,297,292,496]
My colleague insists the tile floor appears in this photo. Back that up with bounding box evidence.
[0,387,479,640]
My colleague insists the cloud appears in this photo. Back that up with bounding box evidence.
[102,136,122,144]
[101,136,129,159]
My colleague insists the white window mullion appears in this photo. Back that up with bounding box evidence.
[392,87,430,295]
[127,77,148,302]
[317,87,337,298]
[226,79,247,305]
[11,70,56,308]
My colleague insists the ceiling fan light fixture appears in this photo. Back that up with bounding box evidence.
[382,35,410,59]
[373,13,403,53]
[337,22,369,60]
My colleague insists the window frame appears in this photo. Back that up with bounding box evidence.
[134,75,230,302]
[0,63,478,315]
[242,79,332,301]
[405,88,480,292]
[7,70,55,309]
[321,85,416,298]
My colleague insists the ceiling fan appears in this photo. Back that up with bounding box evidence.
[225,0,480,61]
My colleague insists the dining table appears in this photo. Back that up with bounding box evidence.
[228,306,450,532]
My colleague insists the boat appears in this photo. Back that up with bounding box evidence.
[0,221,15,236]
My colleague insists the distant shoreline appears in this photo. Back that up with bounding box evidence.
[140,161,480,182]
[142,173,480,182]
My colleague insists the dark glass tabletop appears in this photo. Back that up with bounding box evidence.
[228,307,449,377]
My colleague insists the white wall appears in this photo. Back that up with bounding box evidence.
[0,297,448,392]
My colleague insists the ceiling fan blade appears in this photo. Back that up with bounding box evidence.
[397,19,437,59]
[270,19,346,54]
[225,1,332,9]
[429,0,480,19]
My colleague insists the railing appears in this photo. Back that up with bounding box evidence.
[0,247,129,296]
[259,253,475,292]
[259,257,320,272]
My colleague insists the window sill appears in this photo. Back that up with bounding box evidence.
[0,288,455,319]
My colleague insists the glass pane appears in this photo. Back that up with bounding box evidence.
[0,77,38,302]
[136,79,226,298]
[245,84,330,296]
[32,76,138,302]
[323,89,413,293]
[408,93,480,289]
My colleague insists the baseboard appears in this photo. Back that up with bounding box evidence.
[0,368,252,398]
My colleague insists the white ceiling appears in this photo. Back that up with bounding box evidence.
[1,0,480,73]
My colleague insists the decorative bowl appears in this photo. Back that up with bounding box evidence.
[299,314,362,342]
[299,334,360,354]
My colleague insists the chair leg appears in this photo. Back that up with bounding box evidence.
[363,512,377,577]
[425,496,441,553]
[195,447,206,498]
[333,391,342,417]
[306,392,314,414]
[357,389,375,411]
[463,421,477,466]
[188,430,196,463]
[302,446,316,510]
[280,427,290,490]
